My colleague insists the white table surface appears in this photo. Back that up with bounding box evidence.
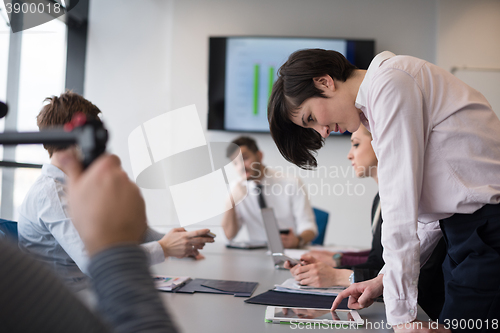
[151,242,430,332]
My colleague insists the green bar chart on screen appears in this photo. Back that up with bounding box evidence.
[253,64,260,115]
[268,66,274,104]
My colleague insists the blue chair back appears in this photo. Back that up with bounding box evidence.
[0,219,18,241]
[311,208,329,245]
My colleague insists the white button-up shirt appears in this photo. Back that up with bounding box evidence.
[18,164,165,292]
[233,168,317,242]
[355,51,500,325]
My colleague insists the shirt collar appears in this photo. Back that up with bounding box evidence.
[42,163,67,183]
[355,51,396,110]
[248,167,276,188]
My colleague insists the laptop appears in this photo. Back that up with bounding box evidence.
[261,208,301,269]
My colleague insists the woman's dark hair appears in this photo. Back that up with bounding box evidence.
[267,49,357,169]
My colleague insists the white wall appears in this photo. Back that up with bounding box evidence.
[85,0,177,237]
[85,0,439,248]
[436,0,500,119]
[436,0,500,71]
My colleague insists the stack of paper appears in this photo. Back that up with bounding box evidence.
[274,278,345,296]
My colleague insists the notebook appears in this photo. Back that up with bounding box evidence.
[175,278,258,297]
[245,290,348,309]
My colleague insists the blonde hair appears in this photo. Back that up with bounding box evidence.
[358,123,372,138]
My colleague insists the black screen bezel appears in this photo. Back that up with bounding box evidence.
[207,36,375,133]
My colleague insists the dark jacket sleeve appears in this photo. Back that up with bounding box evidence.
[89,245,179,333]
[0,239,110,333]
[337,193,385,282]
[0,240,179,333]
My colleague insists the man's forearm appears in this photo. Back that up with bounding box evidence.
[300,230,316,244]
[221,208,240,240]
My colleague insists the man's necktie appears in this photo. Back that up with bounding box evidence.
[256,184,267,209]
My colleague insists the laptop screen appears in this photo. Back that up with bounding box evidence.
[261,207,284,254]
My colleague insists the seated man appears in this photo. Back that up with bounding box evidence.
[17,92,214,294]
[222,136,317,248]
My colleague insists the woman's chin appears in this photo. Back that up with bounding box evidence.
[356,171,367,179]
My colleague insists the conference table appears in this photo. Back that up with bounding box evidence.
[151,242,430,332]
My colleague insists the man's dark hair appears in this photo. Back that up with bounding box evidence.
[268,49,357,169]
[37,91,102,157]
[226,136,260,158]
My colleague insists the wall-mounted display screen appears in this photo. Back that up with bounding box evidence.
[208,36,375,134]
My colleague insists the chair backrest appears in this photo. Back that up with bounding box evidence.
[0,219,18,241]
[311,207,329,245]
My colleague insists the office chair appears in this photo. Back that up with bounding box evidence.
[311,207,329,245]
[0,218,18,241]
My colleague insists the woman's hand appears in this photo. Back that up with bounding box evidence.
[284,254,351,287]
[331,274,384,310]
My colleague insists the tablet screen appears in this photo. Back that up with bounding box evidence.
[274,308,354,321]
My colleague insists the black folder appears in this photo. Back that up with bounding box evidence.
[175,278,258,297]
[244,290,349,309]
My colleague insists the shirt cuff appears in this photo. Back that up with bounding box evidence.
[141,241,165,265]
[383,297,418,325]
[143,227,164,242]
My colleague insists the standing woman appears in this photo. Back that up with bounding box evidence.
[267,49,500,331]
[285,124,385,289]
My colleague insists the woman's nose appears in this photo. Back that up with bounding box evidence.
[315,124,330,138]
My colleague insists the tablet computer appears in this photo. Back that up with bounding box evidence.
[265,306,363,326]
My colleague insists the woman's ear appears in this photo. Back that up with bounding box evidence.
[313,75,335,92]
